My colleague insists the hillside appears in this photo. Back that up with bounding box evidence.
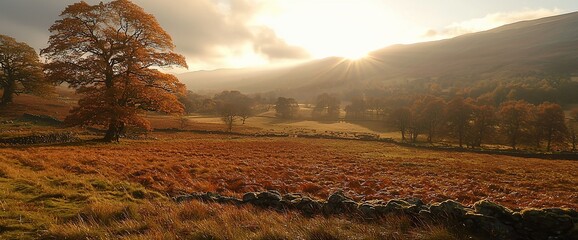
[179,12,578,99]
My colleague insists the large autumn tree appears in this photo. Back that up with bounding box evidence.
[42,0,187,142]
[0,35,49,105]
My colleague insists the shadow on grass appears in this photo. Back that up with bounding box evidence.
[0,138,117,149]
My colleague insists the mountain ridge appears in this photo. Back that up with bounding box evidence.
[179,12,578,98]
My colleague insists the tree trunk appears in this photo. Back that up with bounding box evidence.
[510,128,518,150]
[103,120,124,142]
[427,123,434,143]
[511,137,517,150]
[546,128,553,152]
[572,131,576,152]
[458,126,464,148]
[1,80,15,105]
[477,127,485,147]
[225,116,234,132]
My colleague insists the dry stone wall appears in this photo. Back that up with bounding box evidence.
[175,191,578,240]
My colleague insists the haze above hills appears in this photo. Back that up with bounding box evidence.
[179,12,578,98]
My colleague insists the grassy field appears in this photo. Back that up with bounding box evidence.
[1,133,577,239]
[1,135,473,239]
[1,94,577,239]
[149,108,398,139]
[2,133,576,210]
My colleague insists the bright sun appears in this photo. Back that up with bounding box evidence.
[256,1,406,60]
[342,50,369,61]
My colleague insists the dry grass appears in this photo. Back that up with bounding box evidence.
[1,133,577,210]
[0,156,463,239]
[0,90,74,120]
[148,109,390,138]
[43,200,463,240]
[1,131,480,239]
[0,93,576,238]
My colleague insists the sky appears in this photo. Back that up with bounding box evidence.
[1,0,577,72]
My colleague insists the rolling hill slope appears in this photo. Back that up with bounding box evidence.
[179,12,578,98]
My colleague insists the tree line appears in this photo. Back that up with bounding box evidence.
[178,90,301,131]
[179,90,263,132]
[273,93,575,152]
[388,96,574,152]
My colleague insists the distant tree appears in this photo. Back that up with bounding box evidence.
[569,125,577,152]
[569,109,578,151]
[239,106,253,125]
[527,110,542,149]
[366,97,387,119]
[200,98,217,113]
[313,93,340,120]
[218,101,237,132]
[535,102,567,151]
[498,100,534,150]
[445,97,474,148]
[390,107,411,142]
[468,104,497,147]
[275,97,299,119]
[345,98,367,120]
[179,116,189,130]
[42,0,187,142]
[178,91,211,114]
[476,85,509,106]
[412,95,445,143]
[0,35,50,105]
[248,93,271,115]
[214,91,254,131]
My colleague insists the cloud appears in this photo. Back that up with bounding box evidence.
[424,8,564,39]
[138,0,309,64]
[0,0,80,50]
[0,0,310,69]
[252,27,310,60]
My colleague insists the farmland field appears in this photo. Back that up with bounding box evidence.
[2,131,486,239]
[2,132,577,210]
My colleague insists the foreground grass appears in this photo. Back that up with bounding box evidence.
[0,152,465,239]
[44,201,463,240]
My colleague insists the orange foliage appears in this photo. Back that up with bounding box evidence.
[2,133,577,210]
[499,100,534,149]
[0,34,50,105]
[41,0,187,141]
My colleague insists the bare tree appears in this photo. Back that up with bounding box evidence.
[214,91,254,131]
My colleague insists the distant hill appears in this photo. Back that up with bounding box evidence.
[179,12,578,99]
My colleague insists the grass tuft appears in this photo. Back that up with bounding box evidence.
[78,201,140,225]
